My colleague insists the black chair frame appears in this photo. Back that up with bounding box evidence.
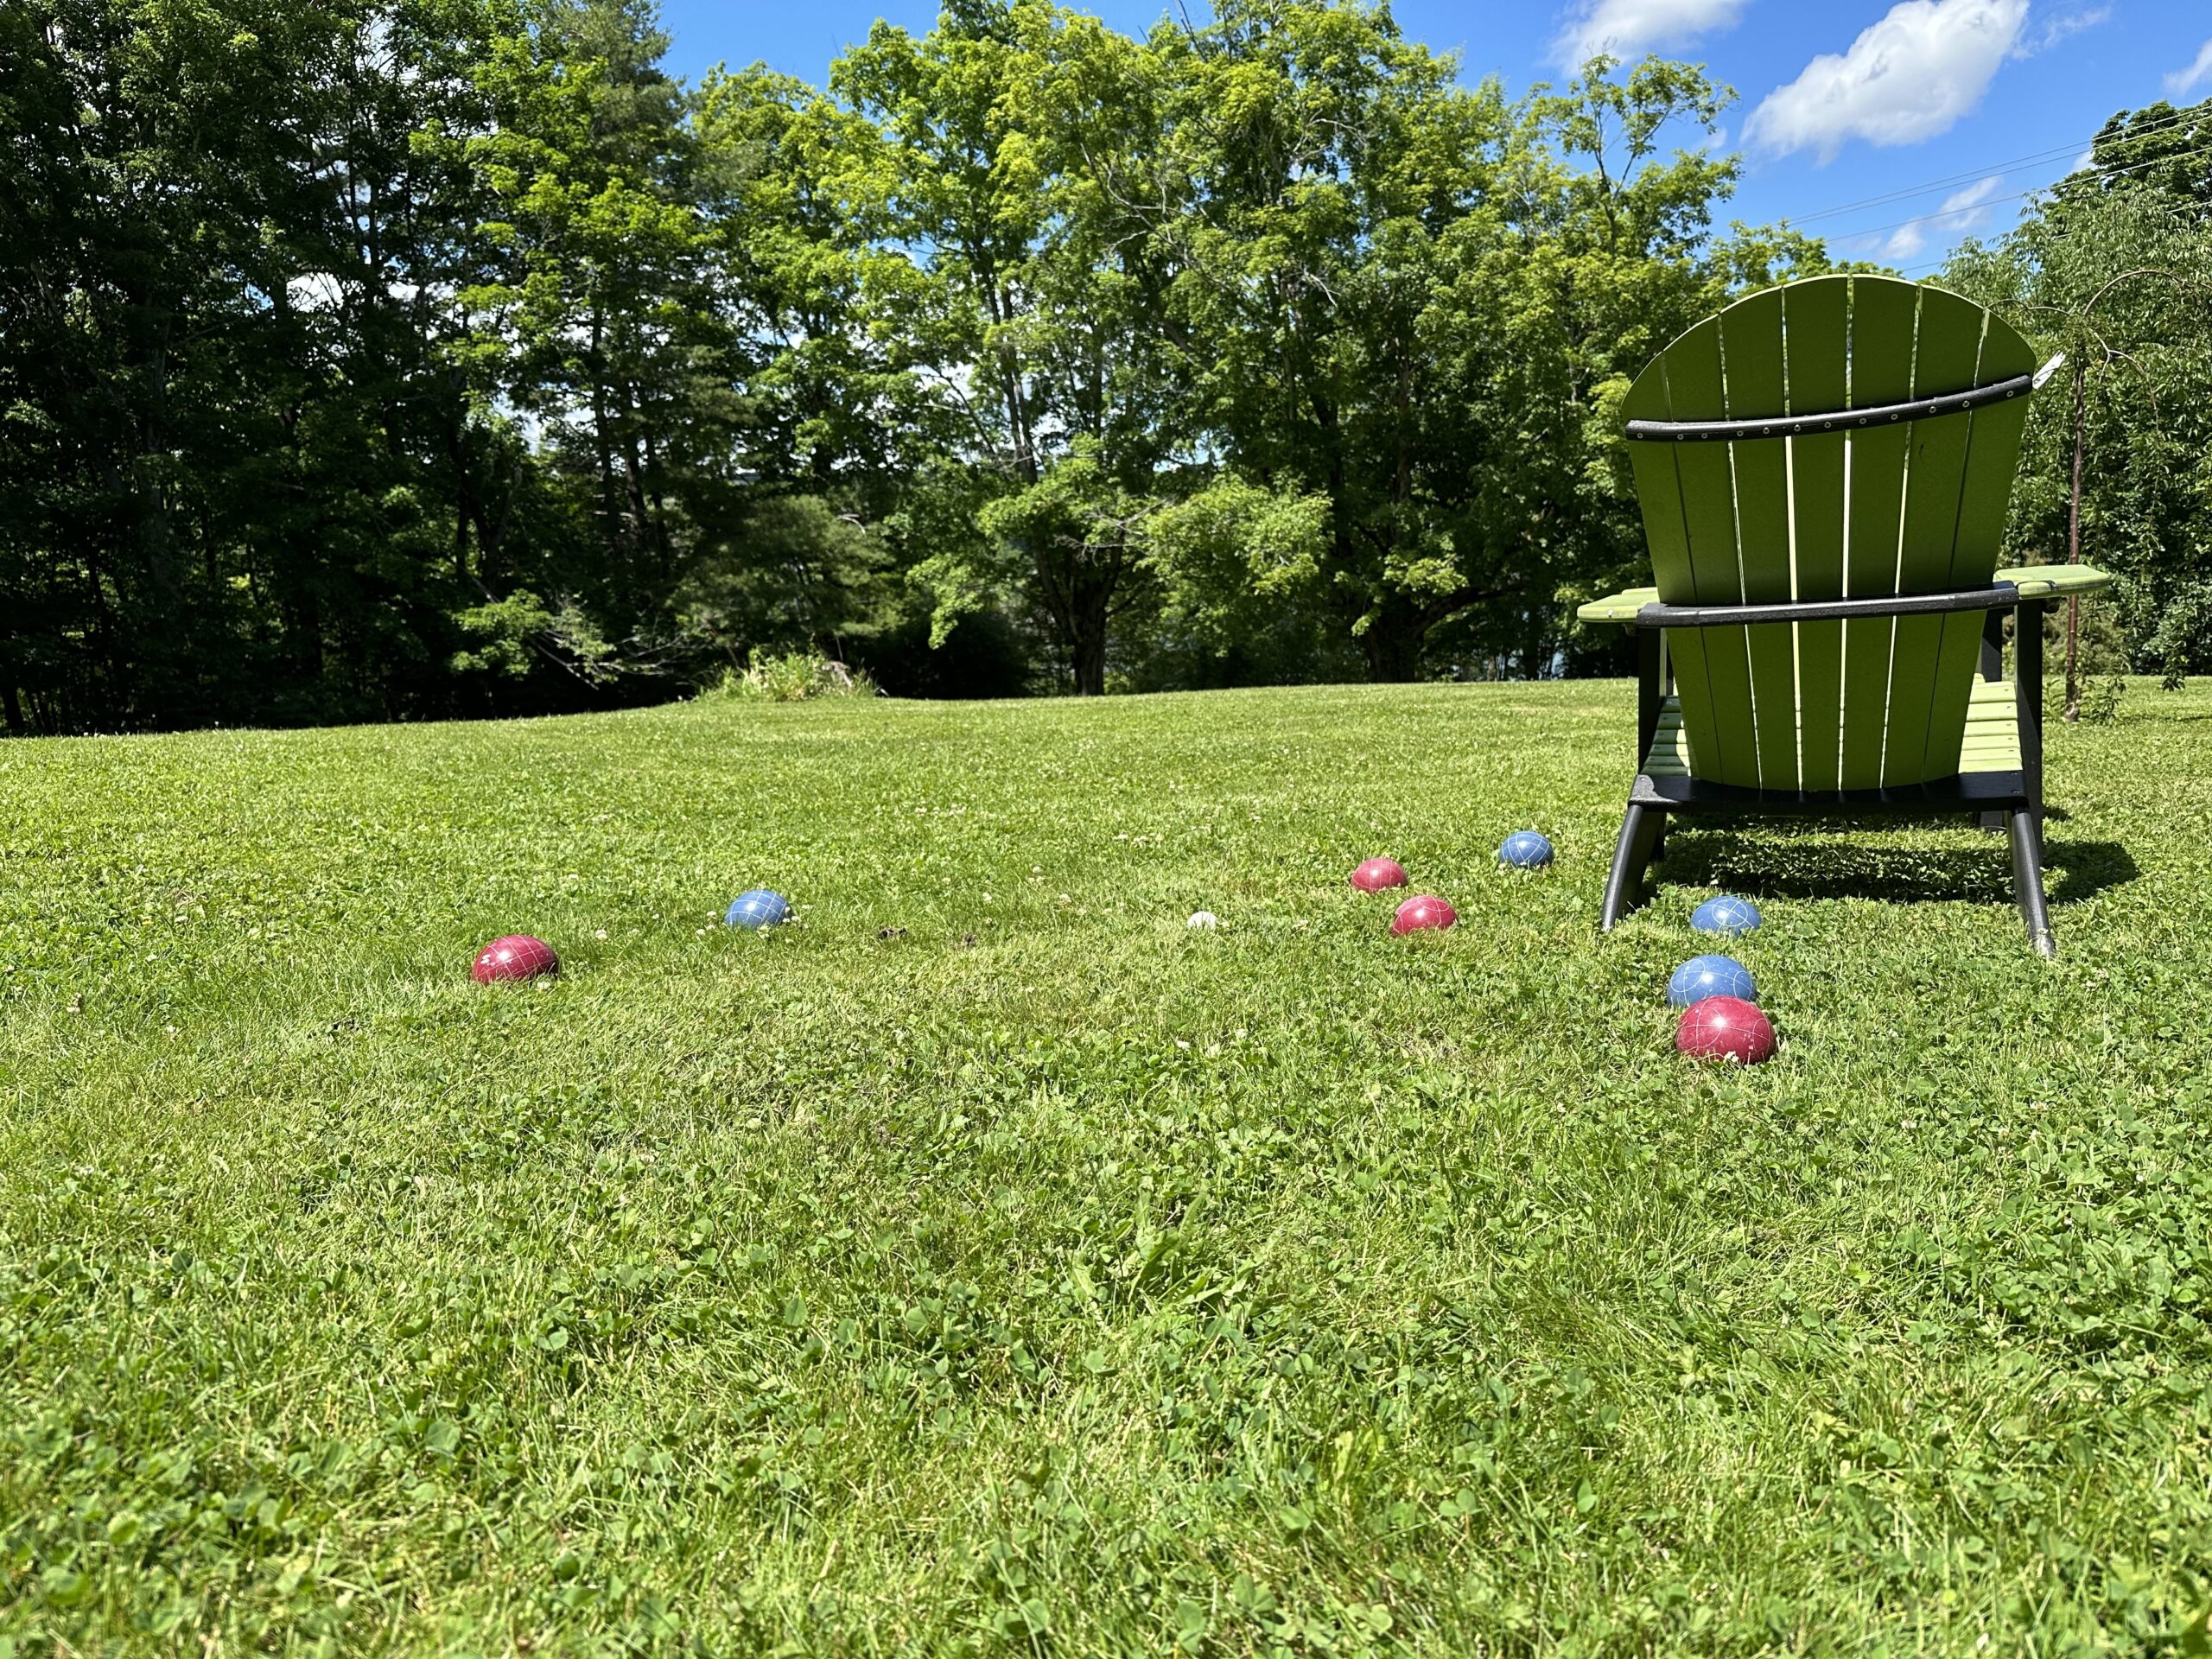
[1599,584,2056,955]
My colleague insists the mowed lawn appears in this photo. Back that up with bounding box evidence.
[3,680,2210,1657]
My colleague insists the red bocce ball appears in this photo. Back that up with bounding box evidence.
[1675,995,1776,1064]
[1351,856,1409,893]
[1390,894,1457,935]
[472,934,560,983]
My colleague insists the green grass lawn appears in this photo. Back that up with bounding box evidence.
[3,679,2209,1656]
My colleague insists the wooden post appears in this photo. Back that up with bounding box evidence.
[2064,357,2085,723]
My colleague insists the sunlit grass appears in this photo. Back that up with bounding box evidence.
[1,679,2206,1655]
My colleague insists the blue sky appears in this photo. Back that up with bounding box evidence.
[657,1,2211,272]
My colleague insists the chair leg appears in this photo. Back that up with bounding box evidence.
[2009,808,2055,958]
[1600,803,1664,931]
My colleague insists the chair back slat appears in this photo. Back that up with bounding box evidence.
[1783,277,1852,790]
[1716,289,1801,790]
[1666,320,1762,787]
[1923,313,2040,776]
[1838,278,1918,788]
[1887,288,1994,783]
[1621,326,1735,785]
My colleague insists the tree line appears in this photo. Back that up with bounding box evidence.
[2,0,2203,734]
[1947,99,2212,700]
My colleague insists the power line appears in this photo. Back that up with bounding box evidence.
[1897,188,2209,276]
[1784,115,2192,226]
[1774,103,2208,233]
[1831,137,2212,263]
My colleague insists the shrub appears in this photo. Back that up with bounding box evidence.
[704,651,879,703]
[2081,674,2127,723]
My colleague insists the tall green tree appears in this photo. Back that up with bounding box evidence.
[1140,16,1824,680]
[446,2,735,664]
[0,0,1852,730]
[0,0,539,731]
[1946,96,2212,689]
[833,2,1184,693]
[683,65,931,669]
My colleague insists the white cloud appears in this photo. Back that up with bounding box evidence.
[1872,174,2005,259]
[1745,0,2029,162]
[2166,38,2212,97]
[1553,0,1750,67]
[2012,6,2110,59]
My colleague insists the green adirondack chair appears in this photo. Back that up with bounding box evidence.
[1577,274,2110,955]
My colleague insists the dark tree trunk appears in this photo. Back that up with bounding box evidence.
[1038,543,1116,696]
[589,306,620,562]
[1071,615,1109,696]
[1359,622,1424,683]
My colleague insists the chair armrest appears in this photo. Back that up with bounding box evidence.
[1634,584,2018,627]
[1583,573,2101,630]
[1999,564,2112,599]
[1576,587,1659,624]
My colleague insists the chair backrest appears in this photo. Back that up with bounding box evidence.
[1622,274,2038,791]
